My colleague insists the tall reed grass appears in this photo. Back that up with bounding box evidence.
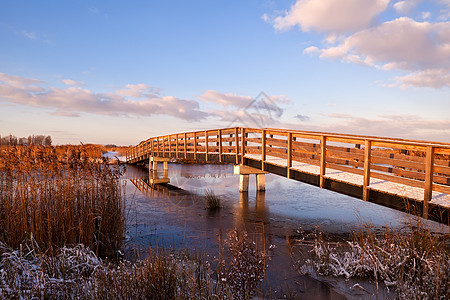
[0,145,125,257]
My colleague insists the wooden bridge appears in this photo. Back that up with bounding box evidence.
[126,127,450,223]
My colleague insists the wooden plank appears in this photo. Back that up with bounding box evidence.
[264,130,289,137]
[434,165,450,177]
[320,136,327,188]
[327,148,365,161]
[363,140,372,201]
[433,183,450,194]
[292,155,321,167]
[246,137,262,144]
[326,163,365,176]
[371,155,425,171]
[266,137,288,148]
[370,171,425,189]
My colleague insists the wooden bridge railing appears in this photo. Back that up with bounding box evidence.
[126,127,450,218]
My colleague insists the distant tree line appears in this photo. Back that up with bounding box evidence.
[0,134,52,146]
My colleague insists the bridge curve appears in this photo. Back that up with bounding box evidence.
[126,127,450,223]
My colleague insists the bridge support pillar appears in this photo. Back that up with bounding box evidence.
[234,165,267,192]
[150,156,169,171]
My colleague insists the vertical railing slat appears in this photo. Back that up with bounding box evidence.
[184,133,187,159]
[320,136,327,188]
[235,127,239,164]
[423,146,435,219]
[363,140,372,201]
[287,132,292,178]
[218,129,222,163]
[261,129,266,171]
[205,131,209,161]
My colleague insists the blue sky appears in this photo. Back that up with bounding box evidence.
[1,0,449,145]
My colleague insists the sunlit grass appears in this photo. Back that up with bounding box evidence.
[0,145,125,257]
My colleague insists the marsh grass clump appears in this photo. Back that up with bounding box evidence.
[205,188,221,210]
[0,145,125,258]
[297,218,449,299]
[218,229,267,299]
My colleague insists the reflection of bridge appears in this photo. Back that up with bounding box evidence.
[126,127,450,223]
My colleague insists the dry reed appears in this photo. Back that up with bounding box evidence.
[0,145,125,257]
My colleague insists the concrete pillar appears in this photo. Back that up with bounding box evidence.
[234,164,267,193]
[256,174,265,191]
[239,174,249,192]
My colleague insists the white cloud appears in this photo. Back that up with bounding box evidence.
[62,79,85,86]
[393,0,422,15]
[198,90,253,108]
[115,83,160,98]
[421,11,431,20]
[273,0,389,33]
[304,18,450,88]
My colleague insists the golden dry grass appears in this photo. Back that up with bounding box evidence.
[0,145,124,257]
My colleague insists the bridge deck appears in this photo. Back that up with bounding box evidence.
[126,127,450,223]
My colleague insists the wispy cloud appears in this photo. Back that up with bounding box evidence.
[22,30,37,40]
[393,0,422,15]
[0,73,207,121]
[301,114,450,142]
[62,79,85,86]
[294,114,310,121]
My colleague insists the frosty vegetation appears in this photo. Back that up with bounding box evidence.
[295,219,449,299]
[0,229,267,299]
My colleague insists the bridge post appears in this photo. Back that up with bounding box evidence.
[320,136,327,188]
[423,146,435,219]
[176,134,179,158]
[184,133,187,159]
[241,128,245,164]
[235,127,239,165]
[194,132,197,160]
[205,131,209,161]
[363,140,372,201]
[287,132,292,178]
[218,129,223,163]
[261,129,266,171]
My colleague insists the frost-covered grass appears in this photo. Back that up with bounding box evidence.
[0,229,267,299]
[295,218,449,299]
